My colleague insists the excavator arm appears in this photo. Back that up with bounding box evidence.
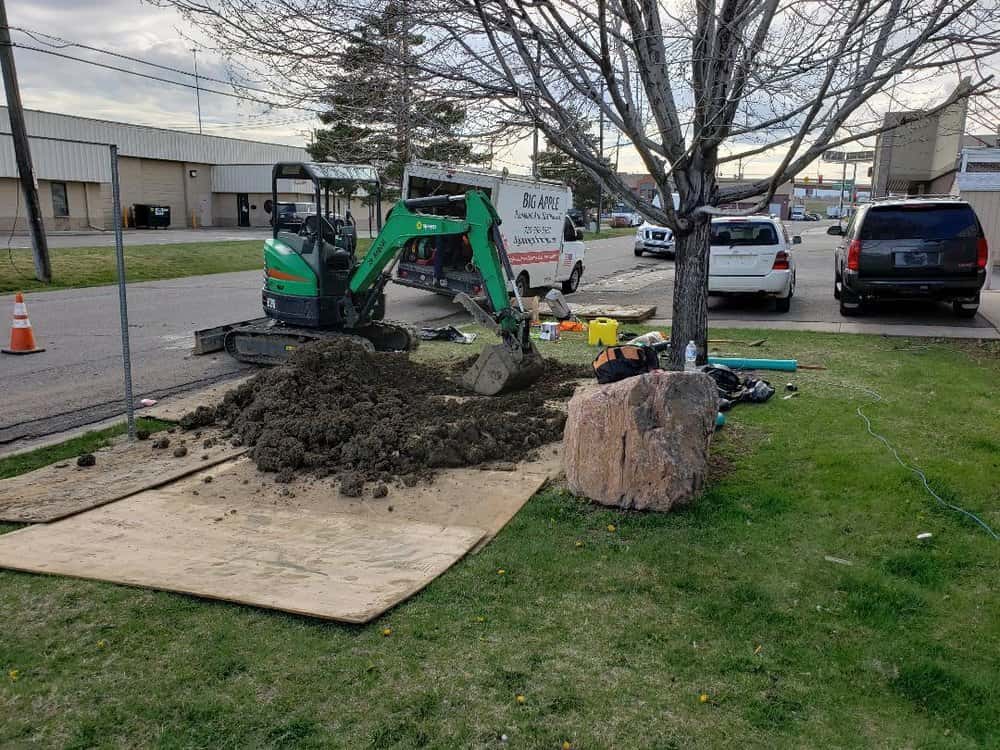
[348,190,543,395]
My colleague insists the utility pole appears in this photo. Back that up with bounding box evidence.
[0,0,51,283]
[596,80,604,230]
[837,153,848,222]
[531,36,540,179]
[191,49,203,135]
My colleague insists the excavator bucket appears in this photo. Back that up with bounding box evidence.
[462,339,545,396]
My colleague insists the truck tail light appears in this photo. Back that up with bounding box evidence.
[772,251,790,270]
[846,239,861,271]
[977,237,988,269]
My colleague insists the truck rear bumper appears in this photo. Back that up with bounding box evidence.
[842,272,985,302]
[709,270,791,296]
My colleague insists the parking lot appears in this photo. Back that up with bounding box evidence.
[574,220,999,334]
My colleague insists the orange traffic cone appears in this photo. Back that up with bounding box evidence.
[2,292,45,355]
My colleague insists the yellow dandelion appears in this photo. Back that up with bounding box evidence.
[515,694,526,704]
[699,693,709,703]
[607,523,616,533]
[563,742,572,750]
[97,639,107,649]
[497,569,506,575]
[574,540,583,548]
[382,627,392,637]
[8,669,19,682]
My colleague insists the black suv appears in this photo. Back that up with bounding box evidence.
[830,199,988,317]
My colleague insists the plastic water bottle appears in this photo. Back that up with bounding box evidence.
[684,340,698,372]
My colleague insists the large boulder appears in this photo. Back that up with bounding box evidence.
[563,371,718,511]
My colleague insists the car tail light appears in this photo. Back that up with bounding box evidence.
[977,237,988,269]
[398,269,408,278]
[846,239,861,271]
[772,251,790,270]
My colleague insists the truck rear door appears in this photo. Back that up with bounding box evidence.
[857,204,982,280]
[493,183,568,286]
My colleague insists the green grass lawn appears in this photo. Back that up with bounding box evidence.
[2,331,999,748]
[0,238,375,294]
[582,226,637,241]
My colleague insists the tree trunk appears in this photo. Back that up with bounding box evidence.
[668,218,712,369]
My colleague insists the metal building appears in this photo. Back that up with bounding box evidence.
[0,107,363,230]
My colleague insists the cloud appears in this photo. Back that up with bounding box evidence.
[4,0,316,145]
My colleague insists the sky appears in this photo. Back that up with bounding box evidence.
[4,0,973,182]
[4,0,317,145]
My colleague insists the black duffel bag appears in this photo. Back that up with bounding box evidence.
[592,344,660,384]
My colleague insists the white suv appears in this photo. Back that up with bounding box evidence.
[709,216,799,312]
[634,223,675,258]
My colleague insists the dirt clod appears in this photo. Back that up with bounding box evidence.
[152,437,170,450]
[188,339,586,487]
[203,438,216,449]
[372,483,389,499]
[136,429,150,441]
[203,475,213,484]
[340,473,364,497]
[76,453,96,467]
[179,406,216,431]
[173,446,188,458]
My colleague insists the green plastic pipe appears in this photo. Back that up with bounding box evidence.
[707,356,797,372]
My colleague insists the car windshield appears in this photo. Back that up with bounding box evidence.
[860,205,980,241]
[711,222,778,246]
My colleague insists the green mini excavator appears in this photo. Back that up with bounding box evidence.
[197,162,543,395]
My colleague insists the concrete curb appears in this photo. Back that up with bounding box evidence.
[643,316,1000,339]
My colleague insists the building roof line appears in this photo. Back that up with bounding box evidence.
[1,106,309,151]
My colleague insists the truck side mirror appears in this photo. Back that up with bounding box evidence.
[827,225,844,236]
[793,235,802,245]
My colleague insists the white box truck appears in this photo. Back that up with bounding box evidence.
[395,161,586,297]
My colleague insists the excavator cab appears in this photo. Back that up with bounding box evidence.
[263,162,382,329]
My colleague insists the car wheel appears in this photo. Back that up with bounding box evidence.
[561,264,582,294]
[634,247,644,257]
[833,265,842,300]
[774,293,791,313]
[953,300,979,318]
[515,272,530,299]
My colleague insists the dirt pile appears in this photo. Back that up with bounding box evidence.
[186,340,587,490]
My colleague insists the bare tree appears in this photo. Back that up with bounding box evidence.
[147,0,521,179]
[413,0,999,364]
[153,0,998,363]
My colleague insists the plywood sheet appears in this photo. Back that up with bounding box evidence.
[0,449,562,621]
[183,448,562,552]
[141,376,254,423]
[0,492,484,623]
[0,430,245,523]
[544,303,657,322]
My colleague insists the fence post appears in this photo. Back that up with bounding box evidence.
[110,145,136,440]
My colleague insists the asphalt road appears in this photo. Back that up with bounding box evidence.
[577,221,995,329]
[0,225,994,446]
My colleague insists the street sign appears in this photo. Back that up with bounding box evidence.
[823,149,875,163]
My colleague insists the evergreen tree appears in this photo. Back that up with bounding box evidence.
[308,2,483,190]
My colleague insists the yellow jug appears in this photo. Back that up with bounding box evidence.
[587,317,619,346]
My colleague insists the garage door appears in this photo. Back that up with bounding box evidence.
[139,160,186,226]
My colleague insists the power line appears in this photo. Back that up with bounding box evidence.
[7,26,274,96]
[9,42,325,114]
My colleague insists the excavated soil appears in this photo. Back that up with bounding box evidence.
[184,340,587,491]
